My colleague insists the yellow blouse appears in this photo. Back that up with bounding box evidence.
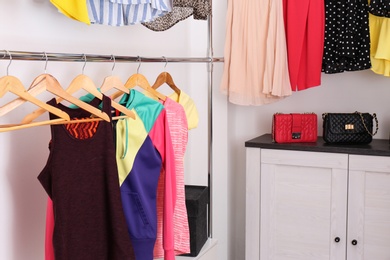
[50,0,90,25]
[369,13,390,76]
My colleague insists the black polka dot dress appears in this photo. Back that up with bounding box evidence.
[369,0,390,17]
[322,0,371,73]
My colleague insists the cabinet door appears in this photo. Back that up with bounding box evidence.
[348,155,390,260]
[260,149,348,260]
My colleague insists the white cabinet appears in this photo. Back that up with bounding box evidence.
[347,155,390,260]
[245,135,390,260]
[259,149,348,260]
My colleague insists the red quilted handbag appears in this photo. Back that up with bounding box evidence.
[272,113,318,143]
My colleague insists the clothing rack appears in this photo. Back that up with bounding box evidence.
[1,50,223,64]
[1,41,223,243]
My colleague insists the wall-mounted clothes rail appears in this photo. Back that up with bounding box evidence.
[1,50,224,63]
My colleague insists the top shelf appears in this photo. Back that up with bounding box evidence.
[245,134,390,157]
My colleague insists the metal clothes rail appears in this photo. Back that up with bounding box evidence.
[1,50,224,64]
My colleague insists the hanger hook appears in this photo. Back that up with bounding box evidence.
[6,50,12,76]
[43,52,48,73]
[82,54,87,74]
[110,55,116,75]
[162,56,168,71]
[136,56,142,74]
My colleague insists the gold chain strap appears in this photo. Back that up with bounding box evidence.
[357,112,379,137]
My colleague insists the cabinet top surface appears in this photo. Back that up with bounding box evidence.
[245,134,390,157]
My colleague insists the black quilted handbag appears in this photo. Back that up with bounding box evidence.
[322,112,379,144]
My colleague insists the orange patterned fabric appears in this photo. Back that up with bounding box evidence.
[65,118,99,140]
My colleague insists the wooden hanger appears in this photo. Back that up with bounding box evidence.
[20,73,110,123]
[0,76,45,117]
[76,74,134,119]
[0,75,70,121]
[100,75,130,94]
[100,55,129,94]
[0,115,131,133]
[0,118,67,133]
[152,71,181,95]
[22,74,135,123]
[111,73,166,101]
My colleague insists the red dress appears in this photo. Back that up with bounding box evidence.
[283,0,325,91]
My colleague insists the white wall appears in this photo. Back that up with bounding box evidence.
[4,2,386,260]
[0,1,228,259]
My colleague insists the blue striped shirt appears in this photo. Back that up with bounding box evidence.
[87,0,172,26]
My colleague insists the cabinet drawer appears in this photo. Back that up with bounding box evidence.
[349,155,390,172]
[261,149,348,170]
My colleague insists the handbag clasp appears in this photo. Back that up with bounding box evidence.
[345,124,354,130]
[292,132,301,139]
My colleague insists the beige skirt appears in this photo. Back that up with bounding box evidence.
[220,0,292,106]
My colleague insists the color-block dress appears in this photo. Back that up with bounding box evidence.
[116,90,177,260]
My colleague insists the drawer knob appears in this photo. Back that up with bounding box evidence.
[334,237,340,243]
[351,240,358,246]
